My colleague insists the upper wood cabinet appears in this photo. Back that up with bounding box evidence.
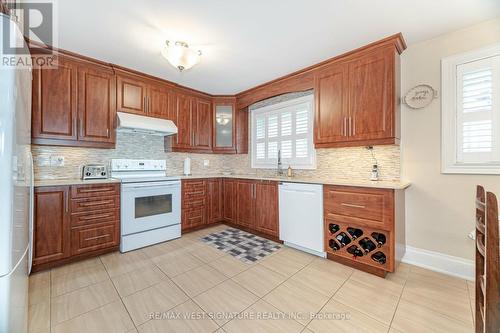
[192,98,212,151]
[314,45,400,148]
[314,62,349,145]
[32,56,78,142]
[116,72,176,121]
[347,48,395,142]
[213,98,236,153]
[77,62,116,144]
[116,74,148,115]
[32,54,116,148]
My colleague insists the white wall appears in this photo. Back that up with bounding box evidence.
[401,17,500,262]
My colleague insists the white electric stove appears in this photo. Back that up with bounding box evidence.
[111,159,181,252]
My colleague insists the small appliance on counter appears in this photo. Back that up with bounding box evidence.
[183,157,191,176]
[82,164,108,180]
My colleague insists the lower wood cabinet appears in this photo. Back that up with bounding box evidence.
[33,183,120,272]
[33,186,71,267]
[323,185,403,277]
[182,178,279,238]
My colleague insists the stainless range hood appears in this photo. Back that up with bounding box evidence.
[117,112,178,136]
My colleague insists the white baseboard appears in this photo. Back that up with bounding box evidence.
[401,245,474,281]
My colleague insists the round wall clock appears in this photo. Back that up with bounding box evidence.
[404,84,437,109]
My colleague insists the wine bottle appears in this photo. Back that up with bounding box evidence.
[358,237,376,254]
[346,245,363,257]
[329,239,340,251]
[335,232,351,247]
[328,223,340,234]
[346,227,363,239]
[371,251,386,264]
[371,232,386,247]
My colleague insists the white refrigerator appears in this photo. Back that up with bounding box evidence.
[0,13,33,333]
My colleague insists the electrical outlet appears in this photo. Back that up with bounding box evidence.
[203,159,210,167]
[50,155,65,167]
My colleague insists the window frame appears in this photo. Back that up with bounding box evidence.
[441,43,500,174]
[250,94,316,169]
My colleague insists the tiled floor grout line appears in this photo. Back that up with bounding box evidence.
[466,281,475,324]
[98,256,138,331]
[387,269,410,330]
[299,264,355,332]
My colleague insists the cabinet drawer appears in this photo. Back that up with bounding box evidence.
[182,197,206,209]
[182,207,206,228]
[324,186,393,226]
[182,180,206,195]
[71,196,119,213]
[71,224,118,255]
[71,183,120,198]
[71,209,119,227]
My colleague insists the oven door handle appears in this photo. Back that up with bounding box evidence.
[122,182,180,189]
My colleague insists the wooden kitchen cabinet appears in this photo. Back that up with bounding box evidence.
[323,185,402,277]
[32,184,120,272]
[33,186,71,267]
[192,98,213,151]
[236,180,255,227]
[116,73,148,115]
[32,56,78,142]
[181,179,208,231]
[77,62,116,144]
[223,179,237,222]
[173,93,193,149]
[313,44,400,148]
[254,181,279,237]
[314,62,349,145]
[207,178,223,223]
[116,71,177,121]
[213,98,237,153]
[32,53,116,148]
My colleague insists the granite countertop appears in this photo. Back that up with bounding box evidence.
[34,174,410,190]
[176,174,411,190]
[35,178,121,187]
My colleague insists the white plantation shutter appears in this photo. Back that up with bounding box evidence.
[251,95,316,169]
[442,46,500,174]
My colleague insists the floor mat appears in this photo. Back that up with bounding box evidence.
[200,228,282,263]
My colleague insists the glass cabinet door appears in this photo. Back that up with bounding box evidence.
[215,104,234,148]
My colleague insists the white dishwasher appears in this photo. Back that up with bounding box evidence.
[279,182,325,257]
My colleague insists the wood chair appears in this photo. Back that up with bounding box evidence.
[475,185,499,333]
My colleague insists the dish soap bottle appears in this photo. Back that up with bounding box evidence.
[287,165,293,178]
[370,164,379,181]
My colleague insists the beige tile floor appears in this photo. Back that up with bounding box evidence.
[28,224,475,333]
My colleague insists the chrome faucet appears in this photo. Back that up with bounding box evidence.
[277,150,284,176]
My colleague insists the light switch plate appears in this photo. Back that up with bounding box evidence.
[50,155,65,167]
[203,159,210,167]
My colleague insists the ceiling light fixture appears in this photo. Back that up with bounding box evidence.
[161,41,202,71]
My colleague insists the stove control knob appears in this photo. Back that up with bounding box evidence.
[85,172,92,177]
[101,172,106,176]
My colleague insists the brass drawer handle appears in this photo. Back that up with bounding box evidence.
[79,213,114,220]
[84,234,110,242]
[79,200,114,207]
[341,203,366,209]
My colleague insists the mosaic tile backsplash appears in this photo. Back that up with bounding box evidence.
[32,132,400,181]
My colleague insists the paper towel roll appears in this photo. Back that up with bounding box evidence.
[183,157,191,176]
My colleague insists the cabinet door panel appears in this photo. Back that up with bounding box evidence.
[32,57,78,140]
[314,63,349,145]
[149,83,175,120]
[116,75,147,115]
[255,182,278,237]
[223,180,236,221]
[208,179,222,223]
[348,49,394,141]
[236,181,254,226]
[78,64,116,143]
[33,187,71,266]
[193,98,212,150]
[173,94,193,148]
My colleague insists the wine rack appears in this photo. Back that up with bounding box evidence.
[324,221,392,272]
